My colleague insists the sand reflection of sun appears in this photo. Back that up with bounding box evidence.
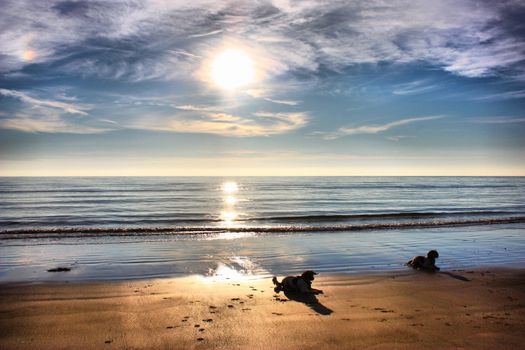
[205,257,267,282]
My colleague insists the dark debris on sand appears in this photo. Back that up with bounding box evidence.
[47,267,71,272]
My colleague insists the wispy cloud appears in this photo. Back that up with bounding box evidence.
[262,97,301,106]
[188,29,223,38]
[387,135,417,142]
[318,116,444,140]
[0,88,109,134]
[472,89,525,101]
[133,111,308,137]
[0,111,108,134]
[470,116,525,124]
[1,0,524,81]
[392,80,438,95]
[0,89,90,115]
[245,89,301,105]
[174,104,219,112]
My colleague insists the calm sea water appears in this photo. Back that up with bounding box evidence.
[1,177,524,281]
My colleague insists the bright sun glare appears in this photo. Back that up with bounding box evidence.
[222,181,238,194]
[211,49,254,90]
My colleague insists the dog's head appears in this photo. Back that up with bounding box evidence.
[301,270,318,281]
[427,250,439,259]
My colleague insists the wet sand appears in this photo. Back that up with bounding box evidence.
[1,268,524,349]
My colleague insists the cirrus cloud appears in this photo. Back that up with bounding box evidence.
[133,111,308,137]
[0,0,524,82]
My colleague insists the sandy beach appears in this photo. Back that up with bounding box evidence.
[1,268,524,350]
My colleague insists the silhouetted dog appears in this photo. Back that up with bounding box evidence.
[407,250,440,271]
[272,270,323,294]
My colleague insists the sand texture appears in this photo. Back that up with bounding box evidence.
[1,268,524,349]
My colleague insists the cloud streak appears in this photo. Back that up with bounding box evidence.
[0,88,108,134]
[0,111,108,134]
[470,116,525,124]
[318,116,444,140]
[134,111,308,137]
[0,89,90,115]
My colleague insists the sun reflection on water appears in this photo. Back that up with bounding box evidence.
[224,196,237,205]
[220,210,238,224]
[220,181,242,227]
[222,181,238,194]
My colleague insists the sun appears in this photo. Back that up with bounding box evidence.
[211,49,254,90]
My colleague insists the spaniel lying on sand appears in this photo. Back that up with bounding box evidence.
[407,250,440,271]
[272,270,323,294]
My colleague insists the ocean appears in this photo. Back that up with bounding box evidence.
[1,177,524,281]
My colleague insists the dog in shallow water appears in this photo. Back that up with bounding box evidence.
[407,250,440,271]
[272,270,323,294]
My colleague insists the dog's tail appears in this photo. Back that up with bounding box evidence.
[272,276,283,293]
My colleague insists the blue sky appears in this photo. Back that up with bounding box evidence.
[1,0,524,175]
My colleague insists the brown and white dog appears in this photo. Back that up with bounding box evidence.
[407,250,440,271]
[272,270,323,294]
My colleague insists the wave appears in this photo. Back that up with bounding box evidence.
[259,210,516,222]
[0,210,519,227]
[1,216,524,239]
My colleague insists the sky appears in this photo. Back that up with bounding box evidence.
[1,0,524,176]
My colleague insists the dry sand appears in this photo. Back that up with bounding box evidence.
[1,268,524,349]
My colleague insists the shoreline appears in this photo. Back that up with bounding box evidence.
[0,264,521,285]
[2,223,525,283]
[2,267,524,349]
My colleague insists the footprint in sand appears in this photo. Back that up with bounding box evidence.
[197,338,204,341]
[272,312,283,316]
[379,319,387,322]
[105,340,112,344]
[227,305,234,308]
[231,298,240,301]
[242,308,251,311]
[199,328,205,332]
[194,324,200,328]
[202,319,213,323]
[341,318,350,321]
